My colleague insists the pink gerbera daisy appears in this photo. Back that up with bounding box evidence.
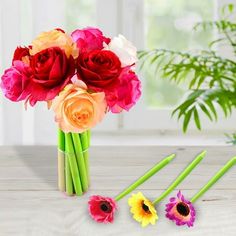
[88,195,118,223]
[165,191,196,227]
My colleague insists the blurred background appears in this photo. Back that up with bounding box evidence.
[0,0,235,146]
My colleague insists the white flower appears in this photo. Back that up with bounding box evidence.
[104,34,137,67]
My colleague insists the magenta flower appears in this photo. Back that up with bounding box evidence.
[0,61,31,102]
[106,67,141,113]
[165,191,196,227]
[71,27,110,53]
[88,195,118,223]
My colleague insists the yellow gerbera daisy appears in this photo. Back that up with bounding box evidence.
[128,192,158,227]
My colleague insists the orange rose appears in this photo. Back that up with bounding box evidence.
[52,80,107,133]
[30,29,78,58]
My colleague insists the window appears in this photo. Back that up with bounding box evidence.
[123,0,236,132]
[144,0,214,108]
[0,0,235,145]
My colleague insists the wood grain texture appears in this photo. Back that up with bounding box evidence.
[0,146,235,236]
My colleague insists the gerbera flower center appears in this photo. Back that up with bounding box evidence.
[100,201,112,213]
[176,202,190,217]
[142,202,150,213]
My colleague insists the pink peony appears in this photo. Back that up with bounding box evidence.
[0,61,32,102]
[88,195,117,223]
[106,68,141,113]
[71,27,110,53]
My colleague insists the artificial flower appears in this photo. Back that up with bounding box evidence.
[104,34,137,67]
[26,47,75,106]
[0,61,31,102]
[165,191,196,227]
[30,29,78,58]
[71,27,110,53]
[106,67,141,113]
[128,192,158,227]
[77,50,121,91]
[12,46,30,65]
[88,195,117,223]
[52,79,106,133]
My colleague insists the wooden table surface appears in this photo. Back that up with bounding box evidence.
[0,146,235,236]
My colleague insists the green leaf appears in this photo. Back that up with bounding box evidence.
[200,104,213,121]
[183,109,193,133]
[194,108,201,130]
[205,100,218,121]
[150,54,160,65]
[218,98,228,117]
[189,72,199,89]
[209,38,226,48]
[172,99,194,119]
[228,4,234,14]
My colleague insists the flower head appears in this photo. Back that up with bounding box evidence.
[77,49,121,91]
[52,77,107,133]
[165,191,196,227]
[0,61,32,102]
[12,46,30,65]
[128,192,158,227]
[104,34,137,67]
[71,27,110,53]
[30,29,78,58]
[88,195,117,223]
[106,67,141,113]
[27,47,75,106]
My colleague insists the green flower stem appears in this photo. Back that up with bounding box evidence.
[80,132,90,183]
[65,151,73,196]
[58,129,65,192]
[152,150,206,205]
[114,154,176,201]
[71,133,88,192]
[65,133,83,196]
[191,156,236,203]
[87,130,91,147]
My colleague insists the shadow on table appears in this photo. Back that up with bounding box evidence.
[13,146,57,189]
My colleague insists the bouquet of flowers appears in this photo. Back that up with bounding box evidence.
[0,27,141,196]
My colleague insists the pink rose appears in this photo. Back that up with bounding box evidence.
[106,68,141,113]
[0,61,32,102]
[71,27,110,53]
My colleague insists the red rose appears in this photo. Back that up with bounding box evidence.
[12,46,30,64]
[27,47,75,106]
[77,50,121,91]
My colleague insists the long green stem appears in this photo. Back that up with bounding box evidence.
[80,132,90,183]
[114,154,176,201]
[191,156,236,203]
[65,133,83,196]
[71,133,88,192]
[87,130,91,147]
[65,151,73,195]
[58,129,65,192]
[152,150,206,205]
